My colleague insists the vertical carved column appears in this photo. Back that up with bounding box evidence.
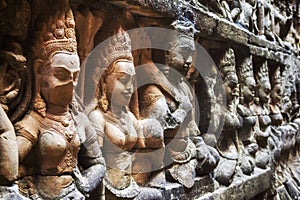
[272,64,300,199]
[88,28,164,200]
[15,3,106,199]
[236,52,258,175]
[251,59,271,169]
[257,0,265,36]
[211,48,240,186]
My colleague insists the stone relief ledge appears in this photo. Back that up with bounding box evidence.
[71,0,168,17]
[104,0,295,57]
[70,0,298,67]
[197,168,272,200]
[249,44,300,68]
[158,168,271,200]
[162,175,215,200]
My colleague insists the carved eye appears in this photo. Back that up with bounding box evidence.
[117,74,130,84]
[180,46,193,57]
[54,68,69,81]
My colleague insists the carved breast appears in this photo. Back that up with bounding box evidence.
[104,118,138,152]
[38,121,80,175]
[258,115,272,129]
[243,116,257,127]
[269,113,283,126]
[238,105,256,127]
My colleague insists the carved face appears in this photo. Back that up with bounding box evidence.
[258,80,271,104]
[106,61,135,108]
[281,96,292,114]
[165,35,195,76]
[270,84,282,104]
[220,49,235,69]
[243,77,256,103]
[40,53,80,107]
[224,74,239,102]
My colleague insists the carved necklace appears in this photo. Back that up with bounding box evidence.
[104,109,133,136]
[46,112,71,127]
[45,112,75,141]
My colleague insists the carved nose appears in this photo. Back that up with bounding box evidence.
[124,84,133,94]
[186,56,192,66]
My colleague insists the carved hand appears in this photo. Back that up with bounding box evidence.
[73,166,91,197]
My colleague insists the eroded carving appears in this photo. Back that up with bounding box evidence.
[237,54,258,175]
[0,46,26,200]
[251,60,272,169]
[15,7,105,199]
[88,29,164,199]
[213,48,240,186]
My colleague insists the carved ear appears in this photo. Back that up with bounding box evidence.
[99,77,108,112]
[33,59,46,117]
[34,59,44,75]
[33,59,44,98]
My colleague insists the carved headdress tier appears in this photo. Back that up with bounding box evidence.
[171,20,199,39]
[96,28,134,112]
[171,5,198,41]
[238,55,254,82]
[101,29,133,69]
[33,8,77,60]
[271,67,282,86]
[219,48,237,80]
[257,61,270,84]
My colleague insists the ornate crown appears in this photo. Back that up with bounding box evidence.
[172,4,199,38]
[219,48,237,79]
[33,8,77,60]
[101,30,133,69]
[271,67,281,86]
[171,20,199,39]
[238,55,254,82]
[257,61,270,84]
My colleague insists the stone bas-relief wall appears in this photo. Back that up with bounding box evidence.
[1,0,300,199]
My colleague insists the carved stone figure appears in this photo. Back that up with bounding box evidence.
[197,0,241,22]
[15,7,106,199]
[236,54,258,175]
[273,0,300,52]
[269,67,283,126]
[250,60,271,169]
[201,66,223,147]
[270,66,300,199]
[266,66,286,197]
[212,48,240,186]
[256,0,283,43]
[88,29,164,200]
[289,72,300,188]
[137,15,219,188]
[0,47,26,200]
[197,0,226,17]
[164,19,220,185]
[236,0,256,31]
[272,0,292,40]
[269,66,284,163]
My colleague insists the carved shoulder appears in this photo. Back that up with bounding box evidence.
[14,110,41,145]
[88,109,105,145]
[0,106,14,133]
